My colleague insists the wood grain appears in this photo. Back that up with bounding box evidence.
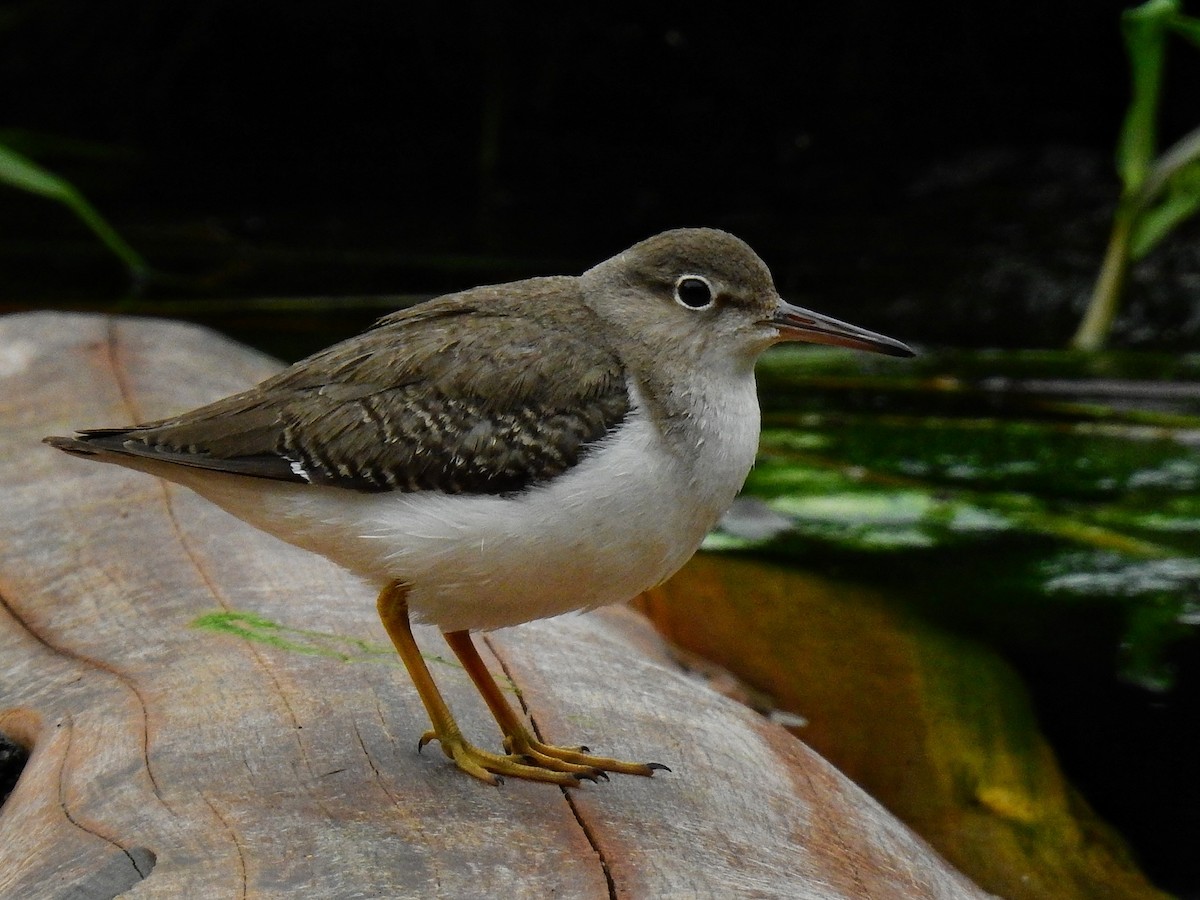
[0,312,992,899]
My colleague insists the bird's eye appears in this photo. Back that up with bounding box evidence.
[674,275,715,310]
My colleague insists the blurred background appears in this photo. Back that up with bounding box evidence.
[3,0,1199,351]
[3,3,1199,898]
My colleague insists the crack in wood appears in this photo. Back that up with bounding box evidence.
[104,318,339,820]
[351,716,448,894]
[0,587,168,809]
[351,718,402,810]
[56,715,157,882]
[154,487,344,822]
[482,635,619,900]
[103,317,145,423]
[203,795,247,899]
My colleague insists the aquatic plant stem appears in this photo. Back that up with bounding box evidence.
[1071,207,1133,351]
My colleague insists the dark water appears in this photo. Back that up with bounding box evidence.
[749,347,1200,896]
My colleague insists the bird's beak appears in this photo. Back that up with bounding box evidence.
[770,299,915,358]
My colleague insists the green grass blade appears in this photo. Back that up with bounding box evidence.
[1167,11,1200,46]
[1115,0,1176,191]
[0,141,149,281]
[1131,158,1200,257]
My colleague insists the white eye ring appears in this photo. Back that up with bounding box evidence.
[674,275,716,310]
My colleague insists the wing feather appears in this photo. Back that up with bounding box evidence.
[58,280,630,495]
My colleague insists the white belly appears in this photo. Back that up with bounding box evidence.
[167,381,761,632]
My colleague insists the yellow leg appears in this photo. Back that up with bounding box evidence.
[443,629,668,779]
[376,581,590,786]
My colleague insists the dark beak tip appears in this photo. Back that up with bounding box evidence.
[770,303,915,359]
[884,341,918,359]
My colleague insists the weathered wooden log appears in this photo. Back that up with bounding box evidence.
[0,312,991,898]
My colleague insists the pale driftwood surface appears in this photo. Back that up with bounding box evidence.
[0,312,991,899]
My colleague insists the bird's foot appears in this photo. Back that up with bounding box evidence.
[502,727,670,779]
[418,729,604,786]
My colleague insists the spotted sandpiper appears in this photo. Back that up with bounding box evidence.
[45,228,914,786]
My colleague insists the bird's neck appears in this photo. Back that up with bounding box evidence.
[628,348,762,516]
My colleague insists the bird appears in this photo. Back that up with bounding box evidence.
[45,228,914,786]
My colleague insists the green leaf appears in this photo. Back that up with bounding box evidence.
[1115,0,1177,190]
[0,141,149,281]
[1167,11,1200,47]
[1130,157,1200,257]
[0,142,72,198]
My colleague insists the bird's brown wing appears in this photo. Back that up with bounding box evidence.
[50,280,631,495]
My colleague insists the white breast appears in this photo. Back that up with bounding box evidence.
[172,376,761,632]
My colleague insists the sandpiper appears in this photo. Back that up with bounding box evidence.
[46,228,914,785]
